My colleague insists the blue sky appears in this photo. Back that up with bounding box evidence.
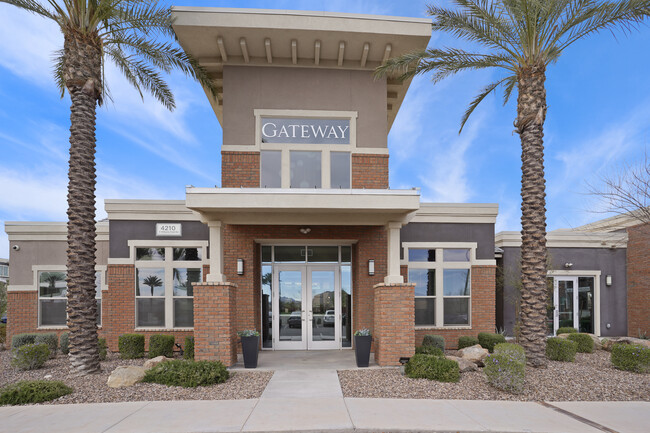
[1,0,650,259]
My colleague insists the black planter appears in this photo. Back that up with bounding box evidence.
[354,335,372,367]
[241,336,259,368]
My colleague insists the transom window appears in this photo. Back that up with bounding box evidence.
[38,270,103,327]
[261,150,351,189]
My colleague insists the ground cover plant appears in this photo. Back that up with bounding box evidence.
[0,380,73,406]
[484,343,526,394]
[567,333,594,353]
[546,337,577,362]
[557,327,578,335]
[478,332,506,353]
[184,336,194,360]
[611,344,650,373]
[458,336,479,349]
[35,333,58,358]
[119,334,145,359]
[405,354,460,383]
[148,334,175,358]
[11,343,50,370]
[142,360,230,388]
[422,334,445,351]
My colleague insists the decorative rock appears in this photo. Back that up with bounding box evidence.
[44,374,52,379]
[458,344,489,367]
[107,366,146,388]
[143,355,172,370]
[446,355,479,372]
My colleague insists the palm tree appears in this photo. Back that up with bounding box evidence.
[143,275,163,297]
[1,0,214,375]
[376,0,650,367]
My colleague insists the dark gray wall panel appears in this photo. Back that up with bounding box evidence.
[109,220,209,258]
[400,223,495,260]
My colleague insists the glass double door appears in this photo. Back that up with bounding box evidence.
[552,276,595,334]
[273,265,341,350]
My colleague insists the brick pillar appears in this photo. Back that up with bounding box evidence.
[193,282,238,366]
[627,224,650,337]
[373,282,415,366]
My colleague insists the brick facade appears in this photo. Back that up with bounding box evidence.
[352,154,389,189]
[221,151,260,187]
[627,224,650,337]
[193,282,238,366]
[6,291,40,344]
[373,283,415,366]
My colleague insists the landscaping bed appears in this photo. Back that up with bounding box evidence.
[0,351,272,405]
[339,350,650,401]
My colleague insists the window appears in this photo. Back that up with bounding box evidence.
[0,264,8,277]
[290,151,321,188]
[330,152,351,188]
[135,246,204,328]
[261,150,281,188]
[407,246,472,327]
[38,270,103,327]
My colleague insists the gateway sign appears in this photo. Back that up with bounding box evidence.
[261,118,350,144]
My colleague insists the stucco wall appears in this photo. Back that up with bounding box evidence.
[400,222,495,260]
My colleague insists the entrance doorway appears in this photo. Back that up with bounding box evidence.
[551,276,595,334]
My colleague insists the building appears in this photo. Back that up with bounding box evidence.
[4,8,499,367]
[0,258,8,284]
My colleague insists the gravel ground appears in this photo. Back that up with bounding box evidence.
[0,350,272,404]
[339,351,650,401]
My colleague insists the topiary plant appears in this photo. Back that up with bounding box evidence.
[34,333,58,358]
[148,334,175,358]
[611,343,650,373]
[59,332,69,355]
[11,333,38,349]
[11,343,50,370]
[405,354,459,383]
[546,337,577,362]
[457,336,479,349]
[556,327,578,335]
[0,380,73,405]
[142,360,229,387]
[118,334,145,359]
[415,345,444,356]
[484,343,526,394]
[478,332,506,353]
[567,333,594,353]
[422,334,445,351]
[184,336,194,360]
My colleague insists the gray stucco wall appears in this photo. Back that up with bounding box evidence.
[223,66,387,149]
[109,221,209,259]
[499,246,627,337]
[400,223,495,260]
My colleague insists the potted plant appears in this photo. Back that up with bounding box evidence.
[354,328,372,367]
[238,330,260,368]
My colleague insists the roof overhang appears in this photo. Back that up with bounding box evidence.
[104,200,201,221]
[185,188,421,225]
[412,203,499,224]
[171,7,432,131]
[5,221,109,242]
[495,230,628,249]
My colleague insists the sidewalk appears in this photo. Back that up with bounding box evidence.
[1,369,648,433]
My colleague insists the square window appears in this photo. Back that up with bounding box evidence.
[136,268,165,296]
[39,299,66,326]
[136,298,165,327]
[39,272,67,297]
[173,268,202,296]
[290,151,321,188]
[443,269,470,296]
[415,298,435,326]
[444,298,469,325]
[174,299,194,328]
[409,269,436,296]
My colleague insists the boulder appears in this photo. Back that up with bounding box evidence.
[446,355,479,373]
[602,337,650,351]
[143,355,172,370]
[458,344,489,367]
[107,366,146,388]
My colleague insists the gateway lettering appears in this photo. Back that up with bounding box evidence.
[261,117,350,144]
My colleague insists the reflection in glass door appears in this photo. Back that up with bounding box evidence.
[308,268,339,350]
[553,276,595,334]
[273,267,306,349]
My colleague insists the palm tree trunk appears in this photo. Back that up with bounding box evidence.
[516,65,548,368]
[64,31,102,375]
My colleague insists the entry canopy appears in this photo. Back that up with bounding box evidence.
[185,188,421,225]
[171,7,432,131]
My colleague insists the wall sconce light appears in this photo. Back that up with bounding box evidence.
[564,262,573,269]
[237,259,244,275]
[368,259,375,276]
[606,275,612,286]
[299,227,311,235]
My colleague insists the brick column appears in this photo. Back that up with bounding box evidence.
[627,224,649,337]
[373,282,415,366]
[193,282,238,366]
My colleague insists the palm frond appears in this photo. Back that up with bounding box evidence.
[459,76,512,133]
[52,48,66,98]
[0,0,57,20]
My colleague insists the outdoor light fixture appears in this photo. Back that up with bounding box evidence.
[368,259,375,276]
[299,227,311,235]
[606,275,612,286]
[564,262,573,269]
[237,259,244,275]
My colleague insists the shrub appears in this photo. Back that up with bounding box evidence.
[556,327,578,335]
[546,337,577,362]
[184,336,194,360]
[478,332,506,353]
[415,345,444,356]
[405,354,460,383]
[119,334,145,359]
[567,333,594,353]
[422,334,445,351]
[149,334,175,358]
[457,336,479,349]
[11,333,38,349]
[142,360,229,387]
[0,324,6,346]
[484,345,526,394]
[34,333,58,358]
[59,332,69,355]
[98,338,107,361]
[0,380,73,405]
[611,344,650,373]
[11,343,50,370]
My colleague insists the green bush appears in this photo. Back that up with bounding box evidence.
[11,333,38,349]
[546,337,577,362]
[59,332,69,355]
[611,344,650,373]
[11,343,50,370]
[119,334,145,359]
[0,380,73,406]
[478,332,506,353]
[34,333,58,358]
[556,327,578,335]
[405,354,460,383]
[415,345,444,356]
[142,360,229,387]
[484,344,526,394]
[184,336,194,360]
[567,333,594,353]
[0,324,6,346]
[457,336,479,349]
[98,338,107,361]
[149,334,175,358]
[422,334,445,351]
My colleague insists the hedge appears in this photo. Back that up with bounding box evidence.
[11,343,50,370]
[611,344,650,373]
[142,360,229,387]
[484,343,526,394]
[184,336,194,360]
[0,380,73,406]
[405,354,460,383]
[34,333,58,358]
[59,332,69,355]
[415,345,444,357]
[11,333,38,349]
[148,334,175,358]
[478,332,506,353]
[119,334,145,359]
[546,337,577,362]
[556,327,578,335]
[457,336,479,349]
[421,334,445,351]
[567,333,594,353]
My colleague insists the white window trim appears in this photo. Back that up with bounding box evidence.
[547,270,601,336]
